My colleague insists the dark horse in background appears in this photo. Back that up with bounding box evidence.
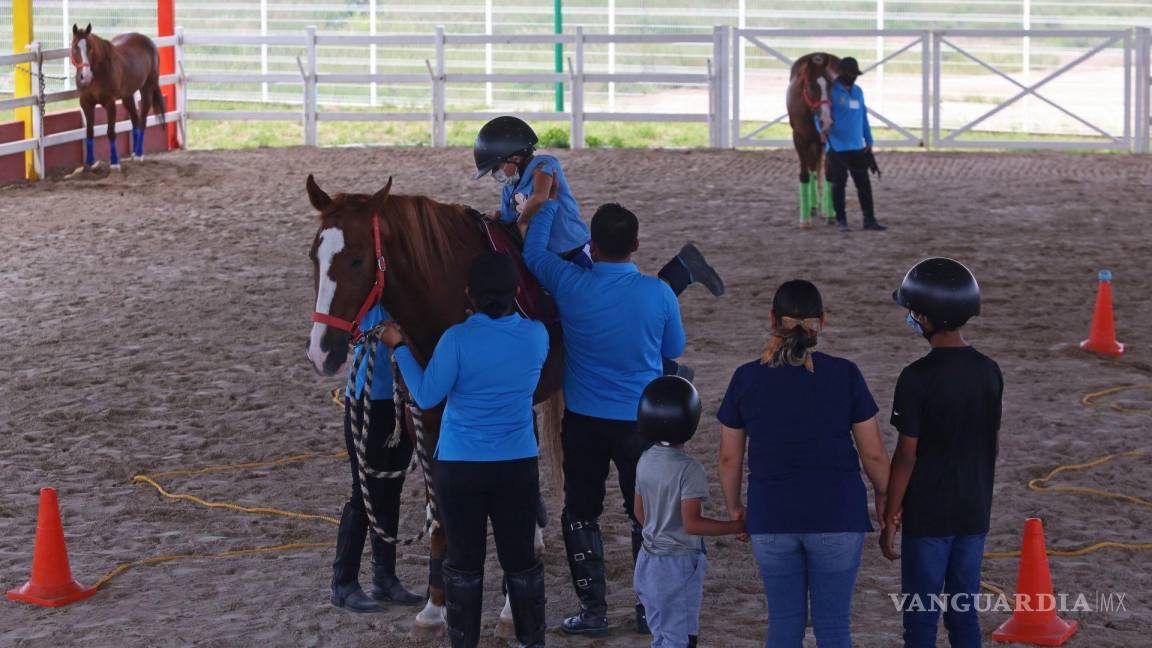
[70,23,166,171]
[787,52,841,226]
[303,175,565,638]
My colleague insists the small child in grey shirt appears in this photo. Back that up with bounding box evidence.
[633,376,744,648]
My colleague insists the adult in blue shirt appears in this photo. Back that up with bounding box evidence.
[473,116,725,299]
[380,252,549,648]
[523,194,686,637]
[330,305,423,613]
[716,280,891,648]
[815,57,887,233]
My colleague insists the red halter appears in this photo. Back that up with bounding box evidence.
[799,66,831,111]
[311,214,386,342]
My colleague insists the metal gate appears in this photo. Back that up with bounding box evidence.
[731,29,930,149]
[931,29,1133,151]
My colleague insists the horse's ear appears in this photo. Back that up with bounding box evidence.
[369,177,393,213]
[72,23,79,35]
[84,24,92,36]
[306,174,332,212]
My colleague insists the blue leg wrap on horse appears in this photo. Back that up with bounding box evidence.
[84,138,95,166]
[133,127,144,157]
[109,141,120,166]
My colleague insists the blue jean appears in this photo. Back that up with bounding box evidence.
[901,533,986,648]
[634,550,708,648]
[751,532,864,648]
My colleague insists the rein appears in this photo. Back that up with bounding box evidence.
[345,323,439,546]
[312,213,386,342]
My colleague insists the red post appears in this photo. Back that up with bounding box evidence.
[157,0,178,149]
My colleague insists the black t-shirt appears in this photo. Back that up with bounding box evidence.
[890,346,1003,537]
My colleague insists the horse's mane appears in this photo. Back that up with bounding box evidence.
[384,194,478,280]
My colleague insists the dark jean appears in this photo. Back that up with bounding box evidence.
[435,457,540,575]
[826,149,875,224]
[751,532,864,648]
[901,533,986,648]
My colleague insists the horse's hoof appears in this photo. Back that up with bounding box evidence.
[132,155,143,162]
[409,621,445,641]
[66,166,88,179]
[110,164,122,172]
[798,221,812,229]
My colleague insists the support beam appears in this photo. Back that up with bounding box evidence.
[13,0,35,179]
[158,0,177,149]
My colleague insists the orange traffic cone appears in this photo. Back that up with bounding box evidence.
[1080,270,1124,356]
[992,518,1079,646]
[6,488,97,607]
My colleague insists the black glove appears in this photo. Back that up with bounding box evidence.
[865,147,881,179]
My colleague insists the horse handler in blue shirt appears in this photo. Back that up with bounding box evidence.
[379,252,550,648]
[523,187,688,637]
[815,57,887,233]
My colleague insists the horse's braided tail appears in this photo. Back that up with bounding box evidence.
[152,85,167,127]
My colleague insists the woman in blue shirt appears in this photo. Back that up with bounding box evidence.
[716,280,890,648]
[330,305,423,613]
[380,251,549,648]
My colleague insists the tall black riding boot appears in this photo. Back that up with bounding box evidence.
[658,243,726,297]
[506,562,547,648]
[370,533,424,606]
[560,513,610,636]
[330,501,382,613]
[444,563,484,648]
[631,523,651,635]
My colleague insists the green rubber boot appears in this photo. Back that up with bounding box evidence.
[799,181,812,225]
[822,179,836,223]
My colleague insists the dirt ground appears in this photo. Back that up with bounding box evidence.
[1,146,1150,647]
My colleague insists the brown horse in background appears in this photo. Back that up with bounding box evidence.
[70,23,166,171]
[304,175,565,637]
[787,52,841,226]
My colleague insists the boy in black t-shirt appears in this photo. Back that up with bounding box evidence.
[881,258,1003,648]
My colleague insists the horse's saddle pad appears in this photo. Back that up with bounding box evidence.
[480,219,560,325]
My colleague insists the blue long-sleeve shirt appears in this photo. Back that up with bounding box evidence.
[501,154,590,255]
[346,305,393,401]
[523,201,686,422]
[393,313,548,461]
[815,81,873,152]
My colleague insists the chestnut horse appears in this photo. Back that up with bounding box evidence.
[787,52,841,226]
[70,23,166,171]
[304,175,564,637]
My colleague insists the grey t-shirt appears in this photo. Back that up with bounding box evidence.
[636,445,710,556]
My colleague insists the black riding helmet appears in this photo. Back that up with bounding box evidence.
[893,257,981,330]
[472,116,538,179]
[637,376,702,446]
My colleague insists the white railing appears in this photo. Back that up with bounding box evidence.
[3,25,1151,178]
[0,34,185,177]
[180,26,729,149]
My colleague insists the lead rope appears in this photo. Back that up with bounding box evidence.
[345,328,437,546]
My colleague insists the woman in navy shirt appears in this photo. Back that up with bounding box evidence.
[717,280,890,648]
[380,251,549,648]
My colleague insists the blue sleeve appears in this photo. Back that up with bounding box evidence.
[499,185,517,222]
[860,89,873,146]
[849,362,879,424]
[716,366,746,428]
[523,200,578,295]
[394,332,460,410]
[660,284,686,359]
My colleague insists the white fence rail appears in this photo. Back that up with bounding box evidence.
[3,25,1151,177]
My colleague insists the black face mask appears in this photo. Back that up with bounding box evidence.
[839,74,858,87]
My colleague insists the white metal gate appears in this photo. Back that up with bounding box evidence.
[931,29,1132,151]
[732,29,930,149]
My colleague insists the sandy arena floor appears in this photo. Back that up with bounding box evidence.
[1,147,1150,647]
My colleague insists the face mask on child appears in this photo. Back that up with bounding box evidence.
[906,311,925,336]
[493,167,520,187]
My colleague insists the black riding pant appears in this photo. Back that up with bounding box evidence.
[435,457,540,575]
[561,410,651,524]
[343,398,413,540]
[826,149,875,224]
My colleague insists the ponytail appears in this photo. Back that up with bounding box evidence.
[475,291,515,318]
[761,320,819,370]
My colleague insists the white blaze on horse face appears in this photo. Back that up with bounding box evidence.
[817,77,832,132]
[76,38,93,86]
[307,227,345,372]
